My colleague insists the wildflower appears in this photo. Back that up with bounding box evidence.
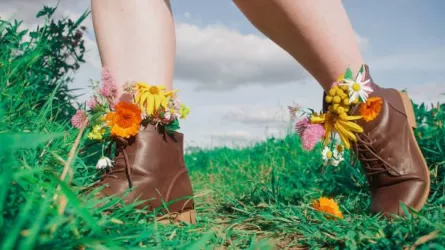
[163,110,172,120]
[87,96,99,110]
[334,115,364,149]
[321,146,334,165]
[87,125,106,140]
[179,104,190,119]
[100,67,118,99]
[288,105,300,120]
[312,197,344,219]
[334,144,344,155]
[311,112,363,149]
[295,117,309,136]
[135,83,171,116]
[359,97,383,122]
[333,144,345,165]
[301,124,325,151]
[105,101,142,138]
[170,98,182,118]
[123,81,137,94]
[310,112,334,145]
[71,110,89,129]
[172,98,181,110]
[96,156,112,169]
[341,68,373,103]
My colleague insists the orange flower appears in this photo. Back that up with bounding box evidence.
[312,197,344,219]
[105,102,142,138]
[359,97,383,122]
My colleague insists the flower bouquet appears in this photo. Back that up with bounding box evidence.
[71,68,190,169]
[289,65,382,166]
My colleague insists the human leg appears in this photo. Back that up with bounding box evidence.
[233,0,430,216]
[90,0,195,223]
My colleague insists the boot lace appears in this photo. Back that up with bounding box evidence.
[353,132,400,176]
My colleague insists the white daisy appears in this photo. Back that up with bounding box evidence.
[334,144,344,156]
[330,158,341,167]
[322,146,334,166]
[333,144,345,166]
[341,68,373,103]
[96,156,113,170]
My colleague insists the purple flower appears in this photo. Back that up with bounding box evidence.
[99,67,118,98]
[301,124,325,151]
[71,110,89,129]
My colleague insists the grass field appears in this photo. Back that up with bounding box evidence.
[0,8,444,250]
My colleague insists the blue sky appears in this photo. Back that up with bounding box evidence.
[171,0,445,88]
[1,0,444,147]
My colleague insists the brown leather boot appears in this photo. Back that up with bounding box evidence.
[323,65,430,216]
[93,125,196,223]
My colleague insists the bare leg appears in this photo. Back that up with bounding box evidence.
[234,0,431,217]
[90,1,196,223]
[233,0,363,90]
[91,0,175,98]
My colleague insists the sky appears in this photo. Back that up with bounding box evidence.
[1,0,444,148]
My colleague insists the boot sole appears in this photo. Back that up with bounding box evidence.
[157,209,196,224]
[400,91,431,212]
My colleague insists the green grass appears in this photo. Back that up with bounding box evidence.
[1,7,444,250]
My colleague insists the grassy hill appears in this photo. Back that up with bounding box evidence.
[0,8,444,250]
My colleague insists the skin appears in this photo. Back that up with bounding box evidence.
[233,0,364,91]
[91,0,363,92]
[91,0,176,100]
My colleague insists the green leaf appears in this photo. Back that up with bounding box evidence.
[0,192,36,250]
[359,64,365,74]
[345,230,358,250]
[0,133,62,153]
[46,174,100,233]
[183,232,214,250]
[72,11,90,30]
[36,6,57,18]
[344,67,353,80]
[18,197,51,250]
[165,119,180,134]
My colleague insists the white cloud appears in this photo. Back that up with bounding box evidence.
[370,47,445,71]
[223,105,290,127]
[0,0,81,22]
[175,23,309,89]
[201,127,287,148]
[209,130,251,140]
[175,23,369,90]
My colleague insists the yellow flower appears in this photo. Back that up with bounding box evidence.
[310,112,363,149]
[334,114,363,149]
[179,104,190,119]
[135,83,175,116]
[313,197,344,219]
[87,125,106,140]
